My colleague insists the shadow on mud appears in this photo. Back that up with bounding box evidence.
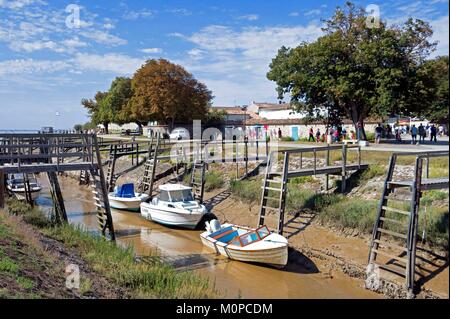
[283,247,319,274]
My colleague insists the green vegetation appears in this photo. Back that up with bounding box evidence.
[280,136,294,142]
[204,171,225,192]
[1,198,219,299]
[229,179,262,205]
[267,2,444,139]
[44,224,217,298]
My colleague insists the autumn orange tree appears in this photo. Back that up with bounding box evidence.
[128,59,213,129]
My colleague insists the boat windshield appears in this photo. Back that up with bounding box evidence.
[169,189,194,202]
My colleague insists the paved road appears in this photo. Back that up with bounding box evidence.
[99,134,449,153]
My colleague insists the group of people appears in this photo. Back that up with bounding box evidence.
[410,123,440,144]
[307,126,353,143]
[374,123,445,144]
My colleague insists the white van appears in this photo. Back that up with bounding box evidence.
[169,128,190,140]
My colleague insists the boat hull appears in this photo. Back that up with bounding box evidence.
[7,188,41,201]
[140,202,205,229]
[108,193,149,212]
[200,226,288,266]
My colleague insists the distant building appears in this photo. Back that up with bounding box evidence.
[248,101,303,120]
[211,106,252,123]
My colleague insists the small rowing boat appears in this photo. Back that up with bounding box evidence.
[108,183,149,212]
[200,220,288,266]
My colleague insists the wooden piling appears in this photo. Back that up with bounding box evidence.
[341,144,347,193]
[0,171,5,209]
[47,171,67,223]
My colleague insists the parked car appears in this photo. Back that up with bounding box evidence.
[169,128,190,140]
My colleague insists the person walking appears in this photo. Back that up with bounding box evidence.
[278,128,282,140]
[375,124,382,144]
[418,123,425,143]
[342,127,347,140]
[410,124,418,144]
[315,128,321,143]
[438,124,444,136]
[308,127,315,142]
[333,128,340,143]
[430,124,437,142]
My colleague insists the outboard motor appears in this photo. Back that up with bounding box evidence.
[209,219,221,233]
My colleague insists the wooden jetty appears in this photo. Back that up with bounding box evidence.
[258,144,369,235]
[0,133,115,240]
[367,150,449,295]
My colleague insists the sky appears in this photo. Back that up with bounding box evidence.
[0,0,448,130]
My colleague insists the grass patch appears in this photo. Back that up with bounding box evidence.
[229,179,261,205]
[0,256,20,274]
[43,224,218,298]
[5,198,51,228]
[16,276,35,290]
[204,171,225,192]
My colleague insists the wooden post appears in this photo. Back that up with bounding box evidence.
[341,144,347,193]
[244,137,248,176]
[326,145,330,190]
[0,171,5,209]
[256,140,259,160]
[47,171,67,223]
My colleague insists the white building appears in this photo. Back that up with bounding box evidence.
[248,101,303,120]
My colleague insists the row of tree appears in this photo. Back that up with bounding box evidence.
[267,2,449,138]
[81,59,214,133]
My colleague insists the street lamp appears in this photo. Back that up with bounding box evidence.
[241,105,248,139]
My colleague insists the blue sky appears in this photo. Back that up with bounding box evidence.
[0,0,448,130]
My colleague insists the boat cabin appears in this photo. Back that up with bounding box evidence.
[113,183,136,198]
[157,184,194,203]
[7,173,40,189]
[209,225,271,247]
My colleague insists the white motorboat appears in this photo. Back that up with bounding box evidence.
[140,184,208,229]
[6,173,42,201]
[200,220,288,267]
[108,183,149,212]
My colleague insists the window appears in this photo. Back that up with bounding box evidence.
[159,190,170,202]
[257,226,270,239]
[239,231,259,246]
[168,189,194,202]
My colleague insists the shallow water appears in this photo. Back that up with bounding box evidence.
[36,175,380,299]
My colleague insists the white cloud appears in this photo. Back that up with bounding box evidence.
[123,9,153,20]
[430,15,449,56]
[176,23,323,105]
[167,8,192,16]
[140,47,163,54]
[0,0,39,9]
[73,53,145,74]
[304,9,321,17]
[289,12,300,17]
[79,30,127,46]
[237,14,259,21]
[0,59,69,76]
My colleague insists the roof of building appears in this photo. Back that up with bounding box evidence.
[246,117,383,126]
[211,106,248,115]
[252,102,294,111]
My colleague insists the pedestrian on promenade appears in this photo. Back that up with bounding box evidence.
[430,124,437,142]
[411,124,418,144]
[375,124,382,144]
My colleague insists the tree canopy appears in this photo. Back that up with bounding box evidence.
[82,59,213,132]
[267,2,440,138]
[128,59,213,128]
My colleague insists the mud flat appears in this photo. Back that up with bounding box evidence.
[36,176,381,299]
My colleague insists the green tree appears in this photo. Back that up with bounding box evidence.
[81,91,109,133]
[128,59,213,129]
[267,2,437,139]
[415,56,449,123]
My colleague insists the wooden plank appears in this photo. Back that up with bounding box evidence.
[382,206,410,216]
[371,249,407,264]
[377,228,408,239]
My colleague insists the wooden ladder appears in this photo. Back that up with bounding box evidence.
[22,173,33,206]
[105,145,118,191]
[258,151,289,235]
[138,133,160,197]
[190,161,206,203]
[368,154,423,293]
